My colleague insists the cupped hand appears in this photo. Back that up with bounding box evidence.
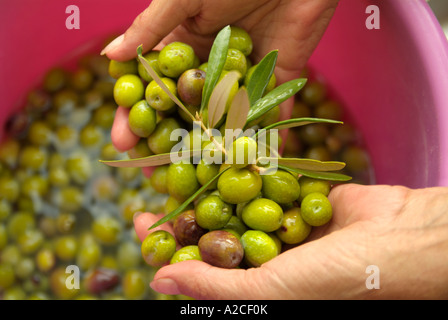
[105,0,339,161]
[134,183,448,300]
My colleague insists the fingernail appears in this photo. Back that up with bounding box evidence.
[101,34,124,56]
[133,211,145,224]
[150,278,180,295]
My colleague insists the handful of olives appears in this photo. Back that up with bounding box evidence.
[104,25,352,270]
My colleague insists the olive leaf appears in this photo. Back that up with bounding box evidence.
[254,117,342,139]
[257,156,346,171]
[200,25,231,114]
[246,50,278,105]
[245,78,307,124]
[148,166,231,230]
[137,45,195,122]
[225,86,250,132]
[100,149,203,168]
[207,70,241,128]
[277,164,352,182]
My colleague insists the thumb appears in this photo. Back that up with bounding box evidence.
[150,260,268,300]
[102,0,202,61]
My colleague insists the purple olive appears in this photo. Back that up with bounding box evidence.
[177,69,206,107]
[173,210,207,246]
[198,230,244,269]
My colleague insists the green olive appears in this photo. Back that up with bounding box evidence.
[70,67,94,92]
[228,136,258,169]
[113,74,145,108]
[166,162,200,202]
[158,42,196,78]
[145,77,178,111]
[0,176,20,203]
[241,198,283,232]
[195,195,233,230]
[150,165,169,194]
[27,121,52,146]
[240,230,278,267]
[7,212,35,241]
[141,230,176,267]
[19,145,47,171]
[196,159,220,190]
[138,51,162,82]
[217,167,262,204]
[0,224,8,250]
[21,175,49,197]
[300,192,333,226]
[0,139,20,168]
[229,26,253,56]
[54,235,78,261]
[43,68,68,93]
[128,100,157,137]
[275,207,312,244]
[122,269,147,300]
[92,103,116,129]
[36,247,56,273]
[261,169,301,204]
[76,241,102,271]
[92,216,122,245]
[17,229,44,254]
[223,48,247,78]
[170,245,202,264]
[298,176,331,201]
[147,118,182,154]
[50,267,79,299]
[108,59,138,79]
[0,263,16,290]
[80,123,105,148]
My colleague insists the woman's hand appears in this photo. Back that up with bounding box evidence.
[134,183,448,299]
[104,0,339,160]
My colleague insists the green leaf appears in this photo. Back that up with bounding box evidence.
[137,45,194,122]
[208,71,241,128]
[148,166,231,230]
[254,117,342,139]
[225,86,250,132]
[200,26,231,113]
[246,50,278,105]
[277,164,352,182]
[246,78,307,124]
[257,156,346,171]
[100,149,202,168]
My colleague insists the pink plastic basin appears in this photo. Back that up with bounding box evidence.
[1,0,447,188]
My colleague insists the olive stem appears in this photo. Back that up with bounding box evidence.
[196,113,228,156]
[249,164,265,174]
